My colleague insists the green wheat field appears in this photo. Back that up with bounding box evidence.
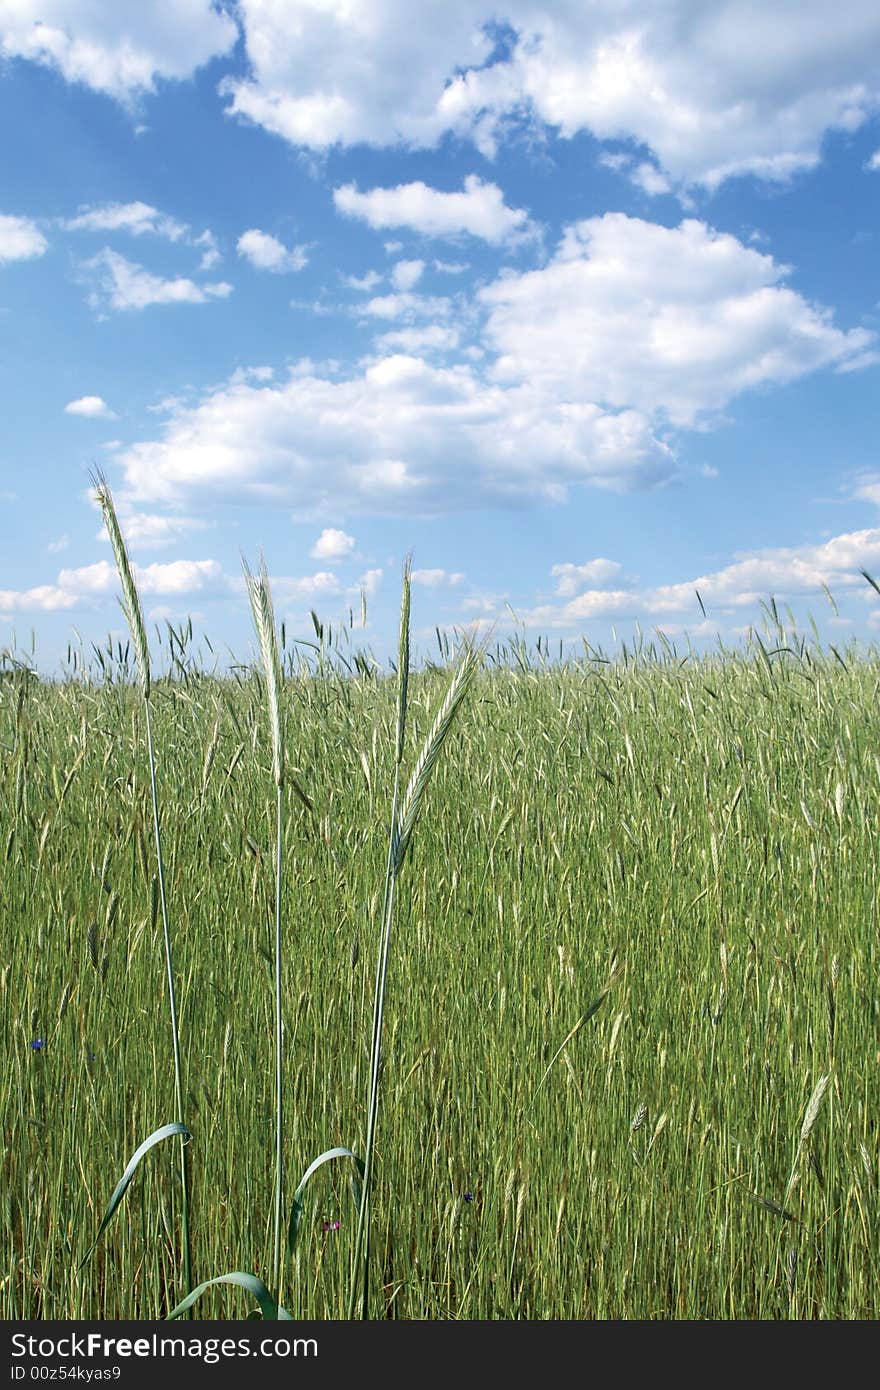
[3,596,879,1320]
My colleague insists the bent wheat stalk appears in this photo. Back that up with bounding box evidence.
[91,471,192,1305]
[349,560,481,1318]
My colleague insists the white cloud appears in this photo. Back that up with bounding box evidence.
[358,567,383,596]
[599,152,630,173]
[47,534,69,554]
[81,249,233,312]
[391,259,425,291]
[411,568,464,587]
[374,324,461,353]
[0,557,223,613]
[552,560,622,596]
[135,558,224,596]
[237,229,308,273]
[361,291,452,322]
[223,0,495,149]
[310,527,355,560]
[65,201,186,240]
[649,530,880,612]
[852,473,880,506]
[0,213,48,263]
[272,571,343,604]
[630,162,673,197]
[334,176,533,244]
[64,395,116,420]
[342,270,382,292]
[194,230,221,270]
[522,528,880,629]
[219,2,880,189]
[868,150,880,170]
[1,1,237,103]
[98,211,873,521]
[113,354,672,515]
[66,202,222,269]
[97,511,209,550]
[481,214,874,427]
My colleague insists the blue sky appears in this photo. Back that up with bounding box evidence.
[1,1,879,673]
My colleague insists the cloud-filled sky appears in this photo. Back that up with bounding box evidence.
[1,0,879,669]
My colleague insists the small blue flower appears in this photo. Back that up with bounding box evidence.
[31,1038,45,1052]
[463,1192,474,1202]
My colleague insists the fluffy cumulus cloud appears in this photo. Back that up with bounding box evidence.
[0,558,224,613]
[334,177,533,244]
[272,571,343,604]
[222,0,496,149]
[237,229,308,273]
[310,527,355,559]
[523,530,880,630]
[391,259,425,291]
[0,0,237,103]
[104,212,873,515]
[64,395,115,419]
[0,212,48,263]
[220,1,880,188]
[111,354,672,514]
[552,559,622,596]
[481,214,874,427]
[6,4,880,190]
[644,530,880,614]
[271,566,383,608]
[81,249,232,312]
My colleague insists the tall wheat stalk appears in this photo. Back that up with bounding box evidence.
[348,559,481,1318]
[242,554,286,1297]
[91,471,192,1304]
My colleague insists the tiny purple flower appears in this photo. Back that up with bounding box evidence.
[463,1192,474,1202]
[322,1218,341,1232]
[31,1039,45,1052]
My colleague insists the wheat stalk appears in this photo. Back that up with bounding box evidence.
[395,554,412,768]
[242,552,286,1298]
[91,470,151,698]
[349,587,482,1318]
[90,471,192,1305]
[783,1072,831,1205]
[242,554,284,789]
[394,642,481,871]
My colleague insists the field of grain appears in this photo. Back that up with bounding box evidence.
[2,620,879,1319]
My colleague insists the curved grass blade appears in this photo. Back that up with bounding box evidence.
[167,1272,293,1321]
[81,1122,190,1267]
[860,568,880,599]
[748,1191,799,1223]
[783,1072,830,1206]
[288,1147,364,1255]
[532,963,622,1098]
[394,641,481,871]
